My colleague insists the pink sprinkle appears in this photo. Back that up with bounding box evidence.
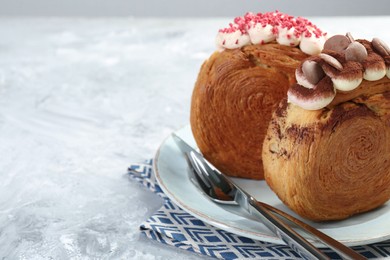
[217,10,325,43]
[235,39,239,45]
[304,31,312,38]
[272,26,278,35]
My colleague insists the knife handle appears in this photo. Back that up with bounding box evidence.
[256,201,365,260]
[247,197,328,259]
[248,197,364,260]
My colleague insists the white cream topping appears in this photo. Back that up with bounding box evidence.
[247,23,275,44]
[287,90,336,111]
[363,68,386,81]
[276,27,300,47]
[300,34,326,55]
[215,11,327,55]
[332,77,363,92]
[215,30,250,50]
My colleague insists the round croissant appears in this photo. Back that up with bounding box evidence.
[190,44,308,179]
[262,35,390,221]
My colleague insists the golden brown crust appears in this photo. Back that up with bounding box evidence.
[262,89,390,221]
[190,43,308,179]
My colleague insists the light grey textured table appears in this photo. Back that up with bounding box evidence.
[0,16,389,259]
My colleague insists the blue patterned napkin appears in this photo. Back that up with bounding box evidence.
[128,159,390,259]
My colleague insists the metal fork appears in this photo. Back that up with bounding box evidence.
[172,134,364,260]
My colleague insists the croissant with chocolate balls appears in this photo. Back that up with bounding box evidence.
[190,11,327,179]
[262,33,390,221]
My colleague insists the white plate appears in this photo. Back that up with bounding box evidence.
[154,125,390,247]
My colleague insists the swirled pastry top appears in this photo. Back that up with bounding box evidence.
[288,33,390,110]
[215,11,327,55]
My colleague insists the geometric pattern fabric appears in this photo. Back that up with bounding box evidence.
[128,160,390,259]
